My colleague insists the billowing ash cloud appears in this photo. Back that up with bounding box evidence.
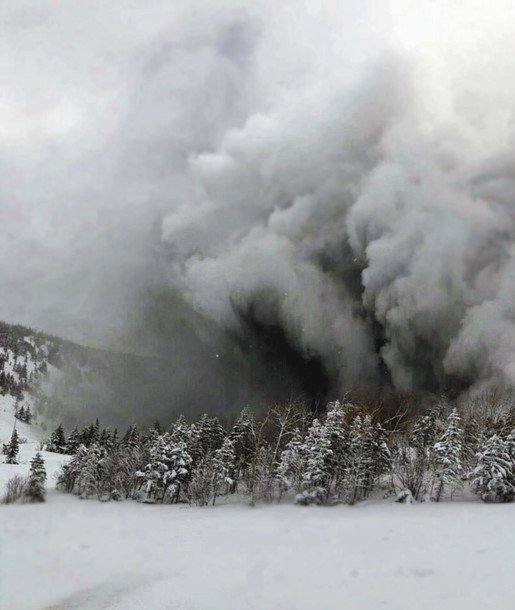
[3,1,515,420]
[161,9,515,397]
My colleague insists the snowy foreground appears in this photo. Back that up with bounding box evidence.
[2,401,515,610]
[2,493,515,610]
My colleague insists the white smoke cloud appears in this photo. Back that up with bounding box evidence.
[161,1,515,394]
[2,0,515,399]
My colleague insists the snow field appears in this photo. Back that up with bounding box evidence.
[1,493,515,610]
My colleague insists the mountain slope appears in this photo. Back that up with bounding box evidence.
[0,319,180,432]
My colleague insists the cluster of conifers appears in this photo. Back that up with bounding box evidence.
[47,396,515,506]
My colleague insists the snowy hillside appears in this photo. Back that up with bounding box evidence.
[0,320,64,436]
[0,323,71,498]
[0,392,69,500]
[0,319,181,431]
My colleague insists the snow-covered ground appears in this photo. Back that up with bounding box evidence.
[1,492,514,610]
[2,394,515,610]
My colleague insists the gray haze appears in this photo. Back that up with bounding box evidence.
[2,1,515,417]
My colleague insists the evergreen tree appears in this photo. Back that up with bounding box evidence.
[76,444,106,499]
[57,444,89,492]
[83,419,100,446]
[136,434,192,503]
[505,428,515,461]
[169,414,188,444]
[5,428,20,464]
[432,408,463,501]
[462,415,484,469]
[121,424,140,448]
[212,437,236,505]
[344,415,372,504]
[65,427,81,454]
[185,423,204,466]
[197,413,212,452]
[198,414,225,453]
[324,400,349,493]
[209,417,225,451]
[471,434,515,503]
[99,428,116,452]
[299,418,333,504]
[276,428,304,497]
[137,433,172,502]
[48,424,66,454]
[229,408,256,488]
[26,452,46,502]
[166,442,193,503]
[410,409,439,450]
[367,420,392,485]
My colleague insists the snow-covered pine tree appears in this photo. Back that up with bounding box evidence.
[185,423,204,466]
[229,408,256,490]
[324,400,349,494]
[506,428,515,461]
[411,412,437,450]
[344,414,375,504]
[136,433,171,503]
[99,428,116,451]
[198,414,225,453]
[121,424,140,448]
[212,437,236,505]
[432,408,463,501]
[5,428,20,464]
[65,427,81,454]
[508,406,515,434]
[342,414,389,504]
[26,452,46,502]
[169,414,188,444]
[471,434,515,503]
[462,414,484,469]
[298,418,333,504]
[368,420,391,484]
[57,444,89,492]
[48,424,67,454]
[79,420,100,447]
[136,433,192,503]
[165,442,193,503]
[75,444,106,499]
[197,413,212,451]
[276,427,304,499]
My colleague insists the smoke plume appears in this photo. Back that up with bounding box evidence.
[2,1,515,422]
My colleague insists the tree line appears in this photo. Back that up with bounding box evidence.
[45,396,515,506]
